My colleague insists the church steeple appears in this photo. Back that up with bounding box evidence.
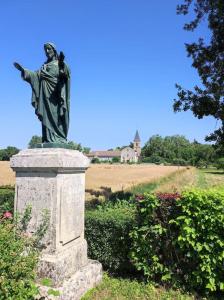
[134,130,140,143]
[133,130,141,157]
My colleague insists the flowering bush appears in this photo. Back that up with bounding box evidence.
[135,194,145,201]
[0,217,39,299]
[0,206,50,299]
[156,192,181,201]
[2,211,13,219]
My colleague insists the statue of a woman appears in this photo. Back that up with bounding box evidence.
[14,42,70,144]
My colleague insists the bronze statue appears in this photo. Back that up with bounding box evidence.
[14,42,70,144]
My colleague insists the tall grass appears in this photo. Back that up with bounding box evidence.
[129,168,190,194]
[82,273,194,300]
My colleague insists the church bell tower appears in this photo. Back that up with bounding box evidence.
[133,130,141,157]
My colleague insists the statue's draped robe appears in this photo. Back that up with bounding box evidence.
[23,60,70,143]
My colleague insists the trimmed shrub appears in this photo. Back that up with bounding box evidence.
[130,190,224,297]
[85,204,136,274]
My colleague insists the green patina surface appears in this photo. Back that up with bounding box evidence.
[14,42,70,144]
[31,142,73,149]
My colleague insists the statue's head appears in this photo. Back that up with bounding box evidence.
[44,42,57,60]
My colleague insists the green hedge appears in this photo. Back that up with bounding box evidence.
[130,190,224,297]
[85,204,136,274]
[0,187,14,215]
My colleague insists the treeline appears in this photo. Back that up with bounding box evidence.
[0,136,90,161]
[28,135,90,153]
[0,147,20,161]
[141,135,221,167]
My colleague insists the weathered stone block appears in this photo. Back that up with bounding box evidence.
[10,148,102,298]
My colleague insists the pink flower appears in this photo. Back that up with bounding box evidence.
[3,211,13,219]
[156,192,181,201]
[135,194,145,201]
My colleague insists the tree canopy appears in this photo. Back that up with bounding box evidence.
[174,0,224,146]
[141,134,215,166]
[0,146,20,161]
[28,135,91,154]
[28,135,42,148]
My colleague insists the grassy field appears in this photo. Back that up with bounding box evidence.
[129,167,224,195]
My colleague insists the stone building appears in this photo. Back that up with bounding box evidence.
[87,130,141,163]
[120,130,141,163]
[86,150,121,162]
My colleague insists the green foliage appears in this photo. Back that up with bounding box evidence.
[172,158,189,166]
[33,208,50,249]
[27,135,91,153]
[174,0,224,146]
[91,157,101,164]
[0,205,50,299]
[82,273,194,300]
[40,278,60,297]
[142,135,216,166]
[172,190,224,294]
[28,135,42,148]
[67,140,83,151]
[85,203,136,273]
[216,158,224,170]
[40,278,53,287]
[0,187,14,215]
[67,141,91,153]
[0,220,39,299]
[82,147,91,154]
[0,146,20,161]
[130,193,179,283]
[112,156,120,163]
[130,190,224,297]
[47,289,60,296]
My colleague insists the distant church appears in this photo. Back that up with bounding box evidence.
[87,130,141,163]
[120,130,141,163]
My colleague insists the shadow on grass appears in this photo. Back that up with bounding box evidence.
[85,186,134,209]
[203,171,224,175]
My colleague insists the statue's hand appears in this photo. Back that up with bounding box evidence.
[13,62,24,72]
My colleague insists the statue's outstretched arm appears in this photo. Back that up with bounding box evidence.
[14,62,24,72]
[13,62,25,77]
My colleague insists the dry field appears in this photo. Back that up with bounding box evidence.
[86,164,185,191]
[0,161,185,191]
[0,161,15,186]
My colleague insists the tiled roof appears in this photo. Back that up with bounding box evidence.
[86,150,121,158]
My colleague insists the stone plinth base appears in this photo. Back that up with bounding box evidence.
[37,260,102,300]
[10,148,102,299]
[38,239,88,286]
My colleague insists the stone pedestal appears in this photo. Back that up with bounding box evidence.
[10,148,102,299]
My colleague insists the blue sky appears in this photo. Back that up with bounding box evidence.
[0,0,216,150]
